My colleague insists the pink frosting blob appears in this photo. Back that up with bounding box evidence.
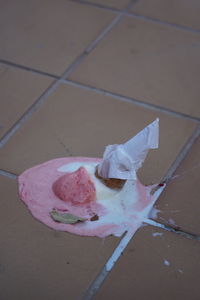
[18,157,155,238]
[52,166,96,205]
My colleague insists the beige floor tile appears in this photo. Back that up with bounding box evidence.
[94,226,200,300]
[0,0,115,75]
[130,0,200,31]
[152,137,200,235]
[70,16,200,118]
[0,175,118,300]
[88,0,130,9]
[0,83,196,185]
[0,65,53,138]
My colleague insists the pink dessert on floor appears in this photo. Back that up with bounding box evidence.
[18,157,156,238]
[18,119,160,238]
[52,166,96,205]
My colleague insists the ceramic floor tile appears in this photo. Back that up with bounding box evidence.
[0,64,53,138]
[151,137,200,235]
[0,175,118,300]
[70,16,200,118]
[0,0,115,75]
[0,83,196,185]
[88,0,130,9]
[94,226,200,300]
[130,0,200,31]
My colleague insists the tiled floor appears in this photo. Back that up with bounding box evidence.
[0,1,200,299]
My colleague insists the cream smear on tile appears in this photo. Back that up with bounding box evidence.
[18,157,157,238]
[58,162,154,236]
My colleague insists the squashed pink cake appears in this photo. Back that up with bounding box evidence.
[18,157,156,238]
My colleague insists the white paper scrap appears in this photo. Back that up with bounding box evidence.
[98,118,159,179]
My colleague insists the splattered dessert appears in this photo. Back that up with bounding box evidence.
[18,119,160,238]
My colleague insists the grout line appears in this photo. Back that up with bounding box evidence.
[148,124,200,230]
[70,0,200,35]
[0,60,59,79]
[85,0,138,54]
[61,53,88,79]
[162,123,200,183]
[71,0,139,13]
[1,53,200,124]
[1,56,199,124]
[81,267,108,300]
[0,3,199,148]
[82,230,135,300]
[147,123,200,236]
[0,52,91,148]
[81,125,200,299]
[85,14,122,53]
[81,173,164,300]
[0,79,61,147]
[1,0,199,297]
[0,5,119,147]
[144,218,200,241]
[105,229,136,272]
[82,215,200,300]
[74,0,120,13]
[0,169,17,179]
[0,0,142,148]
[126,12,200,35]
[63,79,200,123]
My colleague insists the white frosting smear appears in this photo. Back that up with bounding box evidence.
[19,120,161,238]
[57,161,155,237]
[18,157,161,238]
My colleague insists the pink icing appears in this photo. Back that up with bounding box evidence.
[52,167,96,205]
[18,157,155,238]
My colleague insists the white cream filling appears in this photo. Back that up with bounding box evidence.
[56,161,165,237]
[57,162,140,231]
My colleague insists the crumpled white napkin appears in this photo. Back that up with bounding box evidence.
[98,118,159,180]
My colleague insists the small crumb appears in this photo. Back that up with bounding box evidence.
[90,214,99,221]
[164,259,170,266]
[178,269,183,273]
[152,232,163,237]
